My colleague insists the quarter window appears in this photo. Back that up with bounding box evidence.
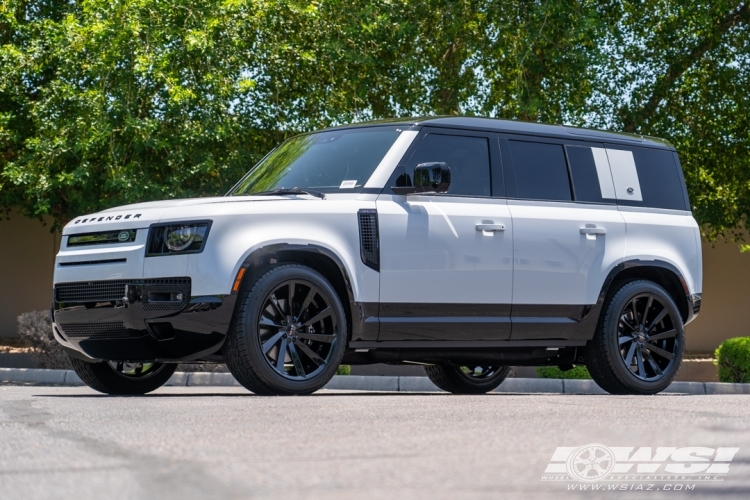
[613,147,688,211]
[509,141,572,201]
[405,134,491,197]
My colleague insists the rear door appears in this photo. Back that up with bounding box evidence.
[376,128,514,341]
[501,136,627,340]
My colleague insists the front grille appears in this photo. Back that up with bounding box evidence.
[358,209,380,271]
[56,280,127,303]
[59,322,132,339]
[55,278,191,307]
[67,229,136,247]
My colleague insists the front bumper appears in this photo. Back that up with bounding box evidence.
[52,277,236,362]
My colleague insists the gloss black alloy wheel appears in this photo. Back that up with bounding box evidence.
[226,264,347,395]
[424,364,511,394]
[586,280,685,395]
[258,279,338,380]
[617,293,679,382]
[69,356,177,395]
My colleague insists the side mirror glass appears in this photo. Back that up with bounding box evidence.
[392,162,451,195]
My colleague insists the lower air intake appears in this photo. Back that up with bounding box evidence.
[59,322,132,339]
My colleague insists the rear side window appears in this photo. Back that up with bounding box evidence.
[609,146,688,211]
[509,141,572,201]
[566,145,616,204]
[406,134,491,197]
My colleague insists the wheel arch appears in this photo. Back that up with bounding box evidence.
[234,244,355,339]
[599,260,690,322]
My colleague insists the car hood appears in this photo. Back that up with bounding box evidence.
[63,195,289,234]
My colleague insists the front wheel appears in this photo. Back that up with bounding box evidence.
[70,357,177,395]
[225,264,347,395]
[424,365,511,394]
[586,280,685,395]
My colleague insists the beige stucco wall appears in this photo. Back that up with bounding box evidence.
[0,213,60,338]
[685,238,750,352]
[0,213,746,349]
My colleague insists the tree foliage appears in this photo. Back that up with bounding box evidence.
[1,0,749,239]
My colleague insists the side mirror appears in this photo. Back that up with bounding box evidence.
[392,162,451,195]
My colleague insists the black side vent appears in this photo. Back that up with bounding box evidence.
[358,209,380,271]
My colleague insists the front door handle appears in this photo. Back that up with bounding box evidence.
[476,223,505,232]
[580,225,607,235]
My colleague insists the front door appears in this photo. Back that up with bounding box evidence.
[376,129,513,341]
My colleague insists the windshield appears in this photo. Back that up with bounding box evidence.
[229,127,404,195]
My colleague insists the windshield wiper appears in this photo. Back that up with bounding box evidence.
[251,187,326,200]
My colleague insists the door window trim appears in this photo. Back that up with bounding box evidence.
[384,127,502,198]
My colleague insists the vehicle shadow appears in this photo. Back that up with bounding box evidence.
[33,390,555,398]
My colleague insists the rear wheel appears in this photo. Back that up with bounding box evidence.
[70,357,177,395]
[424,364,511,394]
[586,280,684,395]
[226,264,347,395]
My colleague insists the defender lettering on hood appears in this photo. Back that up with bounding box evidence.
[74,214,142,224]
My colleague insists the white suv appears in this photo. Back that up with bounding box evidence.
[52,117,702,396]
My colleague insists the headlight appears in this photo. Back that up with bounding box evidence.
[146,221,211,256]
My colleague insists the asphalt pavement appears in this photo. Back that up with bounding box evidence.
[1,386,749,499]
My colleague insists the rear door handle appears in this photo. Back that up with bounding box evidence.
[580,226,607,235]
[476,223,505,232]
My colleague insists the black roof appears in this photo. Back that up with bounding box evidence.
[327,116,674,150]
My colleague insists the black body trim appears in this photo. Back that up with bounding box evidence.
[349,340,585,349]
[376,302,512,341]
[58,258,127,267]
[303,117,675,151]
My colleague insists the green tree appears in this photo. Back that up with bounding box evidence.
[2,0,750,243]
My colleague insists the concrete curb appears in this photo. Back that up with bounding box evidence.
[2,368,749,394]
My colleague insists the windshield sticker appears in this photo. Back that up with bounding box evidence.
[339,180,357,189]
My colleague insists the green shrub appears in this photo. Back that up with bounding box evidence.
[715,337,750,383]
[336,365,351,376]
[536,365,591,379]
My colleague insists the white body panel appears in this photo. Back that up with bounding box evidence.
[508,200,627,305]
[618,207,702,295]
[54,194,380,303]
[377,194,513,304]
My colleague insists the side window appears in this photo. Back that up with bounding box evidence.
[608,146,688,210]
[566,145,616,203]
[509,141,572,201]
[406,134,491,197]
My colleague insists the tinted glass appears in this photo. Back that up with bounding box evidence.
[628,147,688,210]
[509,141,572,201]
[230,127,402,195]
[567,145,611,203]
[406,134,491,196]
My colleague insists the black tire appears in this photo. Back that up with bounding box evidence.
[423,365,511,394]
[225,264,347,395]
[586,280,685,395]
[70,357,177,395]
